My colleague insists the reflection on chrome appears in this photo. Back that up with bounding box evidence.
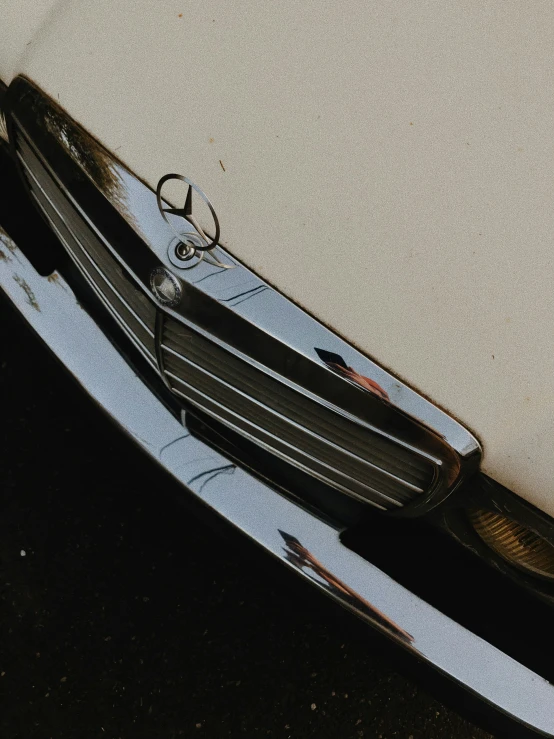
[279,530,414,644]
[186,463,236,493]
[315,348,390,401]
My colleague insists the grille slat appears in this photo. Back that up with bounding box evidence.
[30,183,156,343]
[37,196,157,364]
[16,132,157,364]
[17,139,155,330]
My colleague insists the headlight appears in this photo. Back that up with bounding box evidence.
[470,509,554,581]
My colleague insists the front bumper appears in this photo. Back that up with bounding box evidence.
[2,226,554,737]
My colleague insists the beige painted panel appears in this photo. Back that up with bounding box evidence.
[0,0,61,82]
[5,1,554,514]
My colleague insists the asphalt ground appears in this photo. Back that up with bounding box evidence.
[0,301,495,739]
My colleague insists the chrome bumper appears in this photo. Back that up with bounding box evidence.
[2,226,554,737]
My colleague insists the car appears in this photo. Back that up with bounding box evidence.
[2,3,554,736]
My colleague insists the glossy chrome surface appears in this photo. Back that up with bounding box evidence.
[2,233,554,736]
[6,77,482,515]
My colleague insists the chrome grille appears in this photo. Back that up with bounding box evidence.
[13,122,438,511]
[8,78,481,515]
[161,317,435,508]
[13,120,438,511]
[15,131,158,370]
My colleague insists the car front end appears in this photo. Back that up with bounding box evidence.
[3,4,554,736]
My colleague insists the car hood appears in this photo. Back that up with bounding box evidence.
[4,0,554,515]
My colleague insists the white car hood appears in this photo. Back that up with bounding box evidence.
[3,0,554,515]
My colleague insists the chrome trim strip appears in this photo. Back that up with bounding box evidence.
[162,345,425,495]
[34,202,159,372]
[1,234,553,736]
[154,311,173,392]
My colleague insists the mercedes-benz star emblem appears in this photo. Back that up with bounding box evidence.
[156,173,235,271]
[150,267,182,308]
[156,173,220,249]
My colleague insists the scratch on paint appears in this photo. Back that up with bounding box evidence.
[13,275,40,312]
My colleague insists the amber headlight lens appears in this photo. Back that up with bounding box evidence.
[469,509,554,581]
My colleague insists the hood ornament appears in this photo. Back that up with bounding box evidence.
[156,174,233,270]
